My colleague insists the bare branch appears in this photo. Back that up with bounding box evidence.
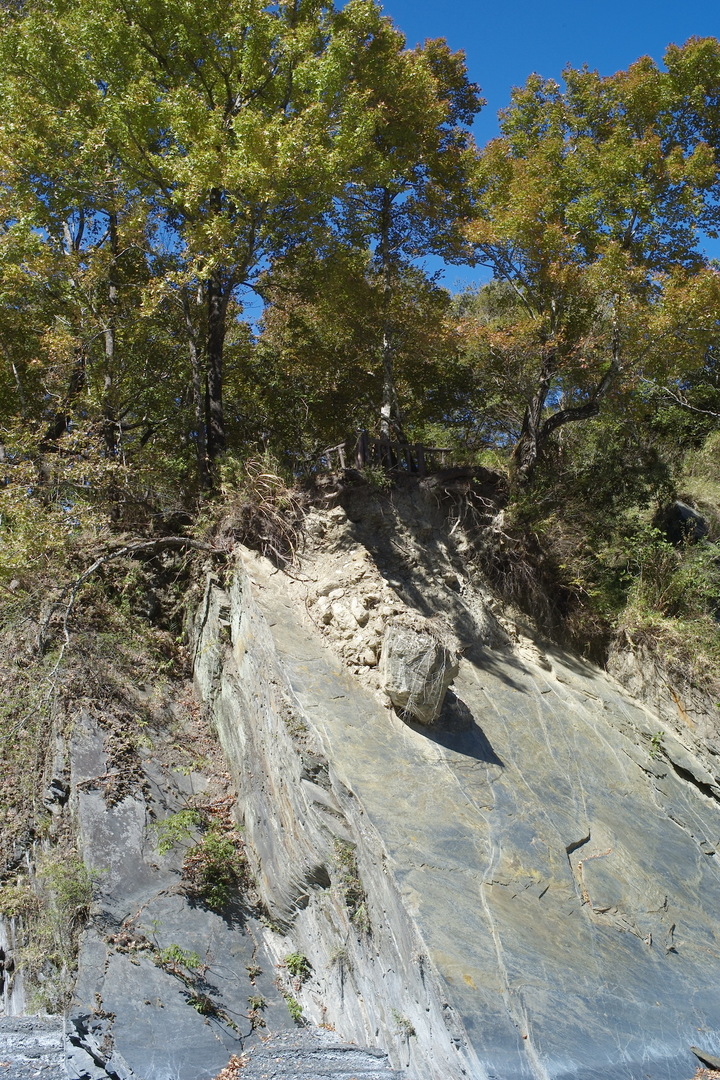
[37,536,226,658]
[649,381,720,419]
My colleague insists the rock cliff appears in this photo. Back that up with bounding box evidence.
[4,476,720,1080]
[190,479,720,1080]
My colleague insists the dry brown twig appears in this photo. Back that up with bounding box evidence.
[217,460,306,567]
[36,536,226,661]
[211,1053,249,1079]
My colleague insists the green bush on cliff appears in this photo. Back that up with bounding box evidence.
[182,827,249,913]
[16,854,98,1012]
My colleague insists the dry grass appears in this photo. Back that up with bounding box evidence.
[214,458,307,566]
[211,1054,249,1079]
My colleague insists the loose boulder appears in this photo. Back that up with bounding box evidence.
[380,623,459,724]
[656,499,709,544]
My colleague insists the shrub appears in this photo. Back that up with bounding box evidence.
[151,810,203,855]
[155,944,202,975]
[182,827,249,912]
[284,994,303,1023]
[332,839,370,934]
[18,854,97,1011]
[283,952,310,980]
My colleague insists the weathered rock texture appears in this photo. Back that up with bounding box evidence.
[380,622,459,723]
[240,1028,402,1079]
[50,648,400,1080]
[0,918,24,1016]
[191,483,720,1080]
[0,1016,66,1079]
[68,707,287,1080]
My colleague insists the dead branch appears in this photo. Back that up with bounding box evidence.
[657,384,720,418]
[37,536,226,659]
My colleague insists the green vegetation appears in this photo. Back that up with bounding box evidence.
[153,942,238,1028]
[283,952,311,980]
[12,855,98,1012]
[0,1,719,973]
[391,1009,416,1039]
[333,839,370,934]
[649,732,665,759]
[284,994,304,1024]
[151,810,203,855]
[148,802,250,913]
[155,944,202,975]
[181,825,249,913]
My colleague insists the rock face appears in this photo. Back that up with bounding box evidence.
[8,481,720,1080]
[380,622,459,723]
[0,918,24,1016]
[192,564,470,1080]
[0,1017,66,1079]
[240,1028,401,1079]
[68,708,291,1080]
[656,498,709,544]
[191,491,720,1080]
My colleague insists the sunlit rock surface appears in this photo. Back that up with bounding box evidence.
[193,544,720,1080]
[380,622,459,723]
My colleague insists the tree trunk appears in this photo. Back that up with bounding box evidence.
[378,188,401,441]
[205,269,228,463]
[182,291,212,489]
[512,309,622,486]
[43,214,87,443]
[512,351,555,484]
[101,210,119,456]
[42,348,86,444]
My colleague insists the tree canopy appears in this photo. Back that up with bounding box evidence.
[1,6,720,701]
[467,39,720,480]
[0,10,719,523]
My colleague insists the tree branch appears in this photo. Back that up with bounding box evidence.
[37,536,227,658]
[651,381,720,418]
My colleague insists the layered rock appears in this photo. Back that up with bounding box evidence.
[190,506,720,1080]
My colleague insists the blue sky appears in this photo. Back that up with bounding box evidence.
[382,0,720,144]
[380,0,720,289]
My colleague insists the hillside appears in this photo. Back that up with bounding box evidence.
[2,472,720,1079]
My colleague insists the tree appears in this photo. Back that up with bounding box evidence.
[328,35,482,436]
[468,39,720,483]
[254,243,464,462]
[0,0,403,485]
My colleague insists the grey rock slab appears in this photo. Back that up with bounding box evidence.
[89,951,239,1080]
[239,1028,402,1079]
[70,712,296,1080]
[0,1016,66,1079]
[240,555,720,1080]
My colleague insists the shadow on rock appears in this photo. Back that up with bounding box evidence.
[459,638,530,695]
[184,894,248,929]
[405,692,504,766]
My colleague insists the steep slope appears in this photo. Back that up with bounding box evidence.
[191,478,720,1080]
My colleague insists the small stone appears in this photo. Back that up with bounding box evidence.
[379,603,401,618]
[350,597,369,626]
[313,597,333,624]
[331,602,357,633]
[328,588,346,600]
[361,648,378,667]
